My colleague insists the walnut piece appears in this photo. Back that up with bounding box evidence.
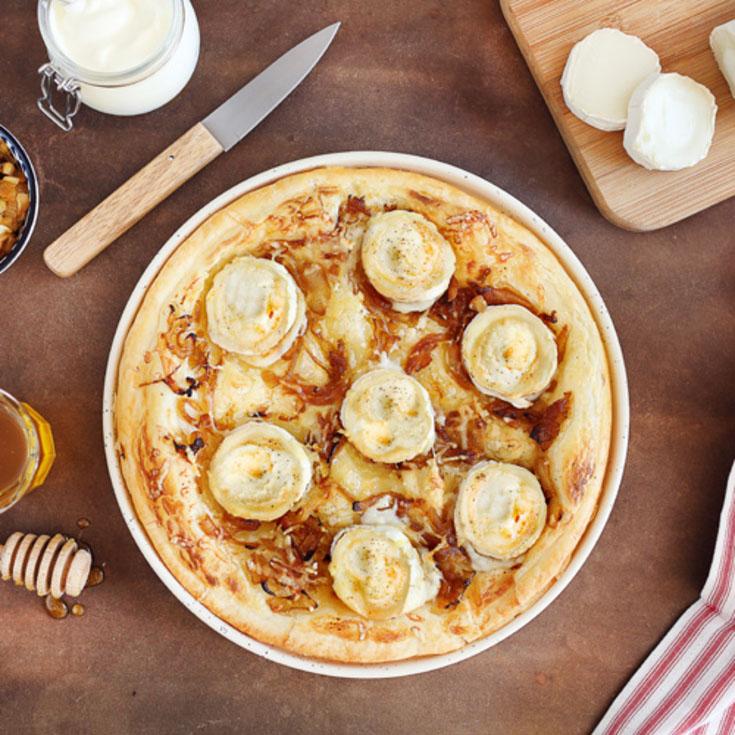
[0,140,30,258]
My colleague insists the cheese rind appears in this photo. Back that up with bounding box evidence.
[561,28,660,131]
[710,20,735,100]
[623,72,717,171]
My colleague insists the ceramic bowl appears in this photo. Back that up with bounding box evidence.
[0,125,39,275]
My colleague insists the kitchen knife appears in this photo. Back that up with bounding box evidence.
[43,22,340,278]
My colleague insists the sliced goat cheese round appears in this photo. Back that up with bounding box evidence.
[561,27,660,131]
[329,524,441,620]
[206,257,306,367]
[710,20,735,100]
[461,304,557,409]
[454,460,547,564]
[361,210,455,313]
[340,368,435,464]
[623,72,717,171]
[208,422,312,521]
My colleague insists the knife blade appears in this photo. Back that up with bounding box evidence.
[43,22,341,278]
[203,23,340,151]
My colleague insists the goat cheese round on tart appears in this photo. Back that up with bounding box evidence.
[115,166,612,663]
[205,256,306,367]
[329,524,441,620]
[361,210,456,312]
[461,304,558,409]
[454,460,547,565]
[340,367,435,463]
[208,422,312,521]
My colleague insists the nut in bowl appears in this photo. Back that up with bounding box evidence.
[0,126,39,275]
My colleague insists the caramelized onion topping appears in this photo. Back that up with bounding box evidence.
[404,333,445,375]
[305,412,344,465]
[142,303,220,458]
[351,260,421,352]
[219,513,262,537]
[352,492,454,545]
[241,512,332,612]
[440,391,572,453]
[529,393,572,450]
[433,544,475,609]
[342,195,372,218]
[445,340,476,391]
[476,284,536,313]
[281,338,351,406]
[162,303,211,365]
[277,513,330,563]
[245,544,320,612]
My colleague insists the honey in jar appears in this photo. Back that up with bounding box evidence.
[0,389,55,513]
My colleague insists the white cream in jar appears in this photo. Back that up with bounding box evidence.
[38,0,200,117]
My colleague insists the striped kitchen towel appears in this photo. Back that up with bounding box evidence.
[594,461,735,735]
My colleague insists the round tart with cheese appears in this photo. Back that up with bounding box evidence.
[115,167,612,663]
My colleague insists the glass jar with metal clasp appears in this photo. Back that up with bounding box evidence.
[36,0,200,131]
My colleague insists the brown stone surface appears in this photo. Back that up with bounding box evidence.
[0,1,733,733]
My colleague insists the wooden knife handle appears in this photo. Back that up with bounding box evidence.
[43,122,223,278]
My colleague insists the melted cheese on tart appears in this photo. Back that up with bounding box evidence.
[206,257,306,367]
[359,501,404,528]
[340,368,435,463]
[322,277,373,367]
[461,304,557,409]
[329,524,441,620]
[361,210,456,313]
[329,442,445,510]
[454,460,547,563]
[207,422,312,521]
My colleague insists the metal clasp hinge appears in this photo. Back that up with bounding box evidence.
[37,63,82,132]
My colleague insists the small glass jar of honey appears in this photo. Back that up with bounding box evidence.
[0,389,55,513]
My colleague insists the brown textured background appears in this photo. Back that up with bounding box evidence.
[1,2,733,734]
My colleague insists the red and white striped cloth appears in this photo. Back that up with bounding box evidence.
[594,461,735,735]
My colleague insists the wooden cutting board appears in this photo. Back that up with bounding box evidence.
[500,0,735,231]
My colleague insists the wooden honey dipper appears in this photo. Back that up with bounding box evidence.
[0,532,92,598]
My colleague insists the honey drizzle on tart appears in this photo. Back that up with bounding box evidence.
[116,168,611,661]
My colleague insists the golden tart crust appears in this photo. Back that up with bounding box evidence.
[115,167,611,663]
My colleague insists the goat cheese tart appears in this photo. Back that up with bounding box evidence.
[115,166,611,662]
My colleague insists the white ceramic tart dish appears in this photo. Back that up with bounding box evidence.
[103,151,629,678]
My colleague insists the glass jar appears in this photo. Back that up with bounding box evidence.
[37,0,200,130]
[0,389,56,514]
